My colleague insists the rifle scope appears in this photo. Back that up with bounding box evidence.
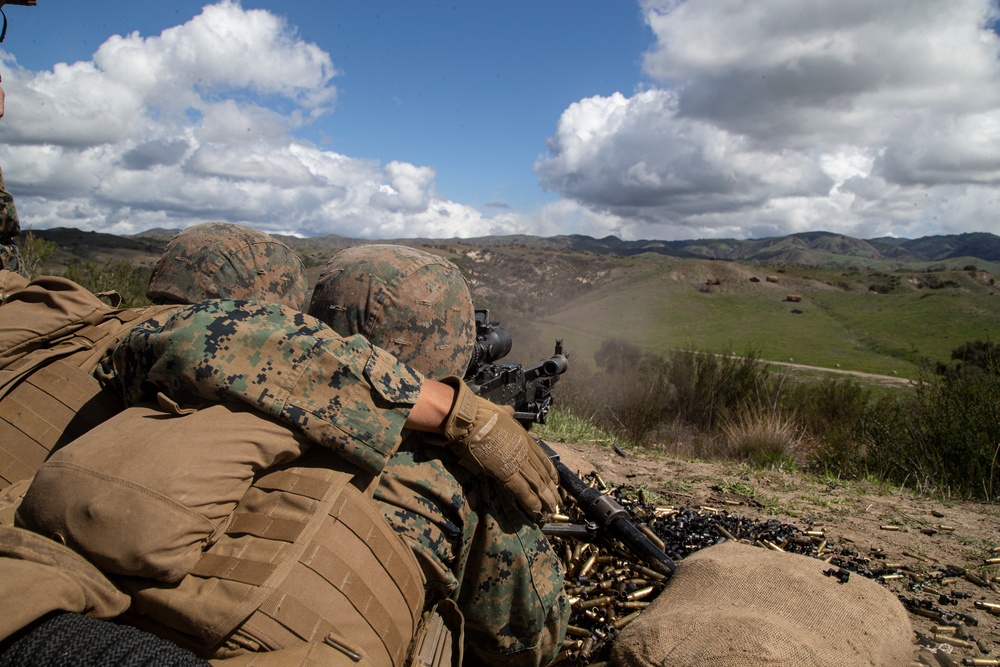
[468,309,512,370]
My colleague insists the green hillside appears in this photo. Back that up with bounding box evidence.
[27,228,1000,380]
[516,255,1000,379]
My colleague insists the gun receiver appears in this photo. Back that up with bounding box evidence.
[464,310,676,575]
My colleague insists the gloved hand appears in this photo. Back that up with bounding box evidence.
[437,377,560,517]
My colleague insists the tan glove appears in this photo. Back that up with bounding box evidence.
[437,377,560,517]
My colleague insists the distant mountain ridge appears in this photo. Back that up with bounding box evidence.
[30,228,1000,268]
[436,230,1000,266]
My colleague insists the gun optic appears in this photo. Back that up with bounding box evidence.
[467,309,512,371]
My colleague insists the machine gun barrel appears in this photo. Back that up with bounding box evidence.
[465,309,675,574]
[535,439,676,575]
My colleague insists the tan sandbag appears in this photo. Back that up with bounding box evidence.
[612,541,913,667]
[0,525,129,641]
[16,400,310,582]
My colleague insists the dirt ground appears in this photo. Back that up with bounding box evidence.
[547,439,1000,666]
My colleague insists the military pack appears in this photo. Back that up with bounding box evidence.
[0,272,174,487]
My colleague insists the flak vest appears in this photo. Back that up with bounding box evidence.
[17,403,436,667]
[0,272,175,489]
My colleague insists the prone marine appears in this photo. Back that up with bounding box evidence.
[0,225,568,666]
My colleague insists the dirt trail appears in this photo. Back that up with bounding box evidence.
[764,357,913,386]
[548,439,1000,665]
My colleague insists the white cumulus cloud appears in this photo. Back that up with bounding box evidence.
[0,1,510,239]
[537,0,1000,239]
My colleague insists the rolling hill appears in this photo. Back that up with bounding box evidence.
[28,228,1000,379]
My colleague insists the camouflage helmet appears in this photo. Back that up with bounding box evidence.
[308,244,475,379]
[146,222,307,309]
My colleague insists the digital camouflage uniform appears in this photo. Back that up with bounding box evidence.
[309,245,569,667]
[110,298,422,478]
[0,166,24,277]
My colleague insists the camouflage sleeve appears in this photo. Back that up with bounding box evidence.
[109,299,424,475]
[0,166,20,242]
[0,167,24,276]
[0,243,23,276]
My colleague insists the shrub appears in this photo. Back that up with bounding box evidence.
[719,406,800,469]
[18,230,58,280]
[785,377,871,474]
[63,259,152,308]
[862,372,1000,500]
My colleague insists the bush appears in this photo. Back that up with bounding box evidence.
[719,406,800,468]
[786,377,871,474]
[18,230,58,280]
[666,348,775,431]
[63,259,152,308]
[862,372,1000,500]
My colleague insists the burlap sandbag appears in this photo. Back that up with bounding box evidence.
[613,541,913,667]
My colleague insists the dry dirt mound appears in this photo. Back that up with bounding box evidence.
[548,439,1000,666]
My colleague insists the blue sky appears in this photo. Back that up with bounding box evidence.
[2,1,1000,241]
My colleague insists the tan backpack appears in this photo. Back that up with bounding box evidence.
[0,273,174,488]
[16,401,432,667]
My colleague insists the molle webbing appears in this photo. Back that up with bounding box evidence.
[0,305,175,489]
[125,465,425,667]
[0,360,117,487]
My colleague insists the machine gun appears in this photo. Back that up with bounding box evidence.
[464,310,676,575]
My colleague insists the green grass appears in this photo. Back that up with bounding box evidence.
[538,259,1000,379]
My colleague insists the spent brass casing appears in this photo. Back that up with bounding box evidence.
[973,600,1000,614]
[966,571,988,587]
[577,552,598,579]
[564,625,590,638]
[619,600,651,609]
[962,660,1000,667]
[914,607,944,621]
[637,523,666,551]
[612,610,643,630]
[578,595,614,609]
[934,635,975,649]
[626,585,656,601]
[634,564,667,581]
